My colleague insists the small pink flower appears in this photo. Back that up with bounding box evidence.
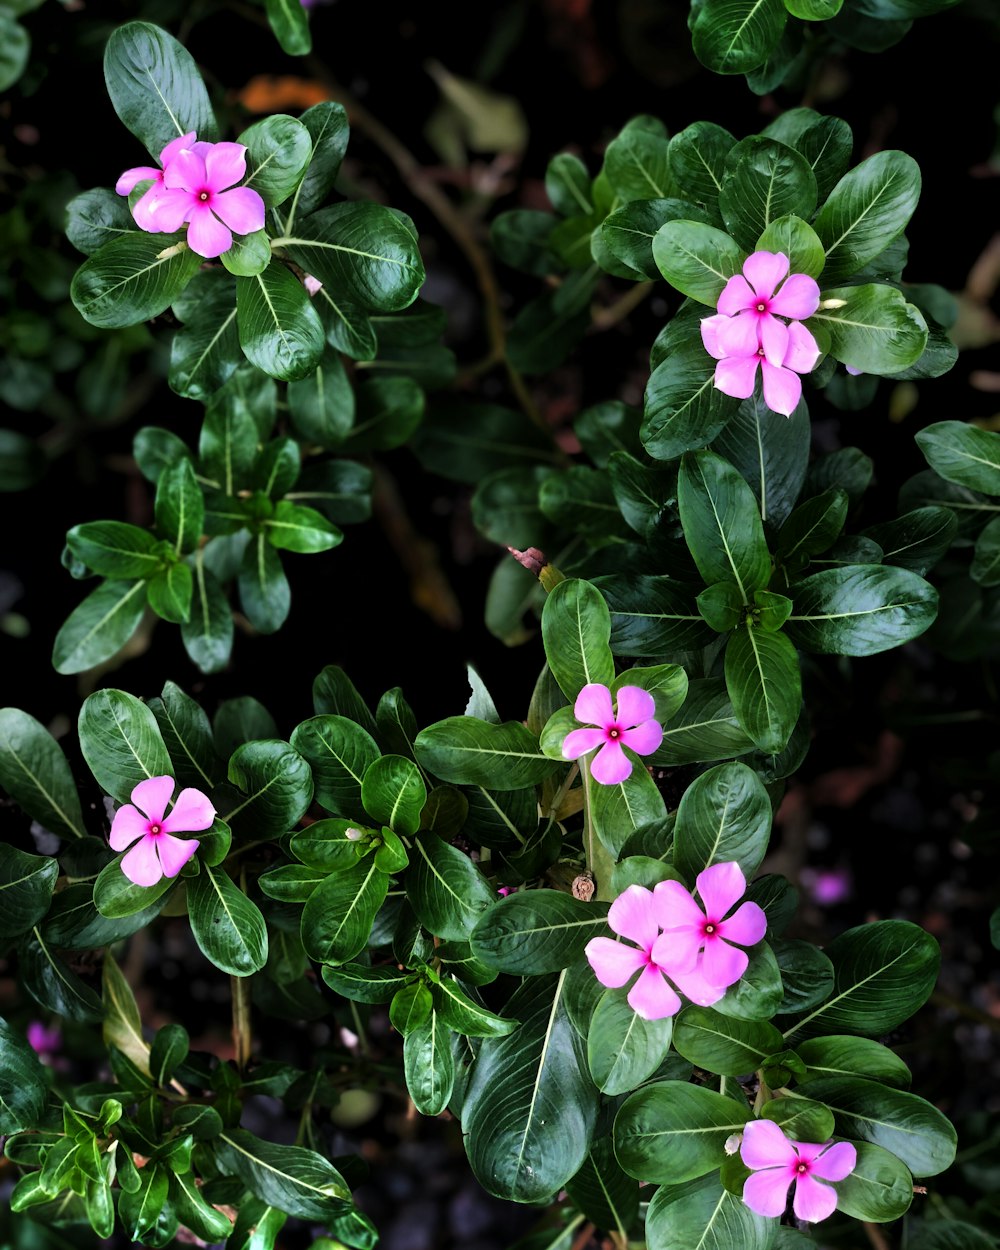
[146,142,266,259]
[845,364,864,376]
[585,884,729,1020]
[115,132,203,232]
[717,252,820,349]
[701,312,819,417]
[651,862,767,989]
[109,775,215,887]
[740,1120,857,1222]
[562,684,663,785]
[27,1021,62,1060]
[303,274,323,296]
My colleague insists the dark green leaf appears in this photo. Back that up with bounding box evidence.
[410,834,495,940]
[673,1007,782,1075]
[813,151,921,283]
[725,626,801,754]
[237,261,325,381]
[673,761,771,880]
[72,232,201,328]
[614,1080,752,1183]
[292,102,350,220]
[241,115,313,208]
[188,864,268,976]
[0,708,86,839]
[471,890,609,974]
[225,739,314,834]
[290,715,379,816]
[784,565,938,655]
[414,718,558,790]
[646,1172,774,1250]
[300,858,388,964]
[217,1129,350,1221]
[78,688,171,804]
[719,138,817,251]
[588,988,674,1095]
[679,449,771,600]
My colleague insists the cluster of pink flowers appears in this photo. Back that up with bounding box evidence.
[701,251,821,417]
[109,775,215,886]
[585,862,767,1019]
[116,134,266,259]
[562,683,663,785]
[740,1119,857,1222]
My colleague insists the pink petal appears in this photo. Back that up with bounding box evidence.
[590,740,632,785]
[120,835,164,888]
[741,1120,800,1170]
[130,776,174,822]
[574,683,614,728]
[160,787,216,834]
[585,936,648,988]
[718,901,767,947]
[131,183,173,232]
[160,131,198,166]
[163,147,207,192]
[761,361,802,417]
[714,354,759,400]
[620,718,662,757]
[608,884,659,948]
[702,935,749,988]
[187,206,233,259]
[742,1169,792,1218]
[696,862,748,922]
[717,312,760,359]
[845,364,863,376]
[650,926,701,974]
[717,274,756,317]
[811,1141,857,1183]
[671,962,726,1007]
[743,251,789,301]
[205,142,248,193]
[155,833,200,878]
[147,186,195,233]
[783,321,820,375]
[562,727,606,760]
[792,1175,838,1223]
[653,879,706,931]
[759,315,789,368]
[770,272,820,320]
[191,140,215,159]
[115,166,161,196]
[700,313,730,360]
[627,963,681,1020]
[211,186,266,236]
[794,1140,828,1164]
[109,804,149,852]
[615,685,655,727]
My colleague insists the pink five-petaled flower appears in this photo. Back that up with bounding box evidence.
[585,884,733,1019]
[562,684,663,785]
[115,132,201,232]
[27,1021,62,1059]
[740,1120,857,1222]
[651,861,767,990]
[146,142,266,259]
[109,775,215,887]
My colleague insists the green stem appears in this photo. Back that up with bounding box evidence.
[581,759,615,902]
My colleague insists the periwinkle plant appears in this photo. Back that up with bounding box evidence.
[0,7,981,1250]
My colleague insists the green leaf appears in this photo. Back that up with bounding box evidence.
[171,1173,235,1243]
[588,988,673,1095]
[655,677,754,765]
[182,557,233,675]
[286,349,354,448]
[20,928,104,1022]
[833,1140,913,1222]
[410,834,495,940]
[293,102,350,220]
[414,718,558,790]
[916,421,1000,495]
[614,1080,752,1183]
[154,459,204,557]
[66,188,138,256]
[471,890,609,974]
[783,919,940,1040]
[679,449,771,601]
[321,963,412,1003]
[412,401,559,483]
[462,972,598,1203]
[796,1035,911,1088]
[93,859,176,919]
[566,1139,638,1241]
[78,689,171,805]
[404,1012,455,1116]
[220,229,272,277]
[725,625,801,753]
[258,862,326,901]
[0,846,58,942]
[225,739,314,834]
[642,339,739,461]
[601,199,711,280]
[668,122,736,211]
[810,283,927,373]
[712,393,810,528]
[359,755,426,836]
[798,1076,956,1176]
[390,981,433,1035]
[188,864,268,976]
[240,115,313,208]
[673,1007,783,1075]
[264,501,341,553]
[718,138,817,251]
[150,1022,189,1086]
[238,536,290,635]
[784,565,938,655]
[313,285,377,360]
[290,715,379,816]
[541,578,615,701]
[237,261,325,381]
[300,858,388,964]
[759,1095,834,1142]
[148,681,218,793]
[72,232,201,328]
[217,1129,350,1221]
[147,561,193,624]
[647,1172,775,1250]
[773,939,835,1012]
[0,1017,48,1133]
[0,708,86,840]
[338,375,425,455]
[118,1164,169,1242]
[653,220,745,307]
[538,465,625,541]
[604,127,674,201]
[66,521,161,579]
[431,974,517,1037]
[169,268,241,400]
[755,213,825,279]
[691,0,786,72]
[673,761,771,880]
[545,153,592,216]
[813,151,921,283]
[598,574,714,655]
[103,21,218,158]
[281,203,425,312]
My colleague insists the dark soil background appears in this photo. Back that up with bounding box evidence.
[2,1,1000,1246]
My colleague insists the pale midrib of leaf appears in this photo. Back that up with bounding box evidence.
[181,306,238,395]
[743,626,779,738]
[787,600,924,623]
[694,1191,729,1250]
[274,236,420,274]
[0,747,85,839]
[821,171,906,261]
[696,462,750,604]
[782,941,920,1039]
[203,865,255,964]
[512,969,567,1186]
[218,1133,341,1201]
[65,582,145,663]
[142,65,185,138]
[323,861,382,951]
[720,0,772,64]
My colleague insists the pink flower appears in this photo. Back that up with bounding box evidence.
[146,143,266,259]
[717,252,820,349]
[109,775,215,887]
[27,1021,62,1059]
[562,684,663,785]
[585,884,731,1020]
[740,1120,857,1222]
[701,311,819,417]
[651,862,767,989]
[115,132,202,232]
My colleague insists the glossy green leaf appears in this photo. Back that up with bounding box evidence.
[0,708,86,839]
[188,864,268,977]
[471,890,609,974]
[182,557,233,675]
[614,1080,752,1183]
[642,339,739,461]
[773,939,835,1012]
[410,834,495,940]
[300,857,388,964]
[587,988,673,1095]
[238,536,290,634]
[679,449,771,601]
[20,928,104,1022]
[604,127,674,201]
[673,761,771,880]
[217,1129,350,1221]
[66,521,161,579]
[810,283,927,373]
[290,714,379,816]
[321,963,413,1003]
[545,153,592,216]
[78,689,171,805]
[566,1139,638,1241]
[241,114,313,208]
[646,1172,775,1250]
[813,151,921,283]
[0,1017,48,1133]
[784,565,938,655]
[915,421,1000,496]
[146,561,192,624]
[93,859,176,918]
[225,739,314,834]
[673,1007,782,1075]
[237,261,325,381]
[414,717,557,790]
[652,219,745,306]
[755,213,825,279]
[541,577,615,701]
[72,232,201,328]
[598,574,714,655]
[759,1095,835,1142]
[286,349,354,448]
[149,680,219,791]
[725,625,801,753]
[833,1140,913,1222]
[719,138,817,251]
[66,187,137,256]
[0,846,58,942]
[655,677,755,765]
[169,268,241,401]
[291,102,350,221]
[431,974,517,1038]
[264,501,341,553]
[796,1035,911,1088]
[712,393,810,529]
[171,1172,235,1243]
[601,199,711,280]
[404,1011,455,1116]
